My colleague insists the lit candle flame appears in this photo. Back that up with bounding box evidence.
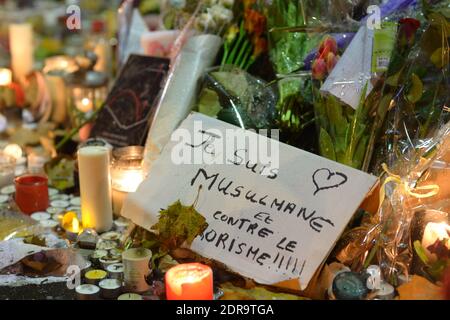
[72,217,80,233]
[0,68,12,86]
[422,222,450,261]
[3,144,23,160]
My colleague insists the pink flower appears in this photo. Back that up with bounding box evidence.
[326,52,339,73]
[318,36,338,59]
[312,58,327,80]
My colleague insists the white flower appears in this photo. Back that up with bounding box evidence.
[208,5,233,25]
[196,12,218,31]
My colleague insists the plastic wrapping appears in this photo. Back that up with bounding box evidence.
[194,65,277,130]
[312,1,425,170]
[343,3,450,288]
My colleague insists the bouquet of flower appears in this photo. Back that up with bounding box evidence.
[312,3,425,171]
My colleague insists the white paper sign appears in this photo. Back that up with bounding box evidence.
[123,113,377,289]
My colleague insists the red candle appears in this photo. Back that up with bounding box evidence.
[165,263,213,300]
[14,174,49,215]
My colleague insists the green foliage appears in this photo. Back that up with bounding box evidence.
[151,200,208,251]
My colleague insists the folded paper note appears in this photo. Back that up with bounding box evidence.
[123,113,377,289]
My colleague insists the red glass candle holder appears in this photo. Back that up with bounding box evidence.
[165,263,214,300]
[15,174,49,215]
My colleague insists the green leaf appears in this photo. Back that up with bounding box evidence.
[406,73,424,104]
[151,200,208,250]
[430,47,449,69]
[319,128,336,161]
[197,88,222,118]
[385,69,402,86]
[414,240,430,265]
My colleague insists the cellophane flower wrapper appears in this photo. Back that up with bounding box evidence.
[311,1,424,171]
[194,65,277,130]
[263,0,367,147]
[355,3,450,286]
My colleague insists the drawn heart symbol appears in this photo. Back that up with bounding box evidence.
[312,168,348,196]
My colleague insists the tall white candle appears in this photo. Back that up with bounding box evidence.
[78,146,113,232]
[9,23,34,83]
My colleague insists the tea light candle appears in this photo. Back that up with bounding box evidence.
[0,185,15,195]
[0,68,12,86]
[9,23,34,83]
[165,263,214,300]
[78,146,113,233]
[31,212,51,222]
[85,269,107,285]
[40,219,59,229]
[91,249,109,266]
[62,212,83,242]
[375,281,395,300]
[100,231,121,242]
[114,218,131,232]
[118,293,142,300]
[122,248,152,293]
[100,256,121,270]
[76,97,94,113]
[0,195,8,204]
[422,222,450,261]
[107,263,124,281]
[99,278,122,299]
[76,284,100,300]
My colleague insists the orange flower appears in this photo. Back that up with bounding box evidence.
[252,36,267,58]
[244,8,266,36]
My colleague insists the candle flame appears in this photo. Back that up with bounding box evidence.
[72,217,80,233]
[4,144,23,160]
[422,222,450,261]
[0,68,12,86]
[113,170,144,193]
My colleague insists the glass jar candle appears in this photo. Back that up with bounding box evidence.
[14,174,49,215]
[111,146,145,216]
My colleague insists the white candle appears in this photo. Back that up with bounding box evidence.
[122,248,152,293]
[99,278,122,299]
[76,284,100,300]
[0,68,12,86]
[78,146,113,233]
[422,222,450,261]
[9,23,34,83]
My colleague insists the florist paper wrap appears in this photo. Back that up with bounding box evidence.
[142,34,222,174]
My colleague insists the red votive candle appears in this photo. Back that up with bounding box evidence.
[14,174,49,215]
[165,263,213,300]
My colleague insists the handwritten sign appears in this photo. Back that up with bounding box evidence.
[90,55,169,147]
[122,113,377,289]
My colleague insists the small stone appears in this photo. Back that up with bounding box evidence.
[332,271,369,300]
